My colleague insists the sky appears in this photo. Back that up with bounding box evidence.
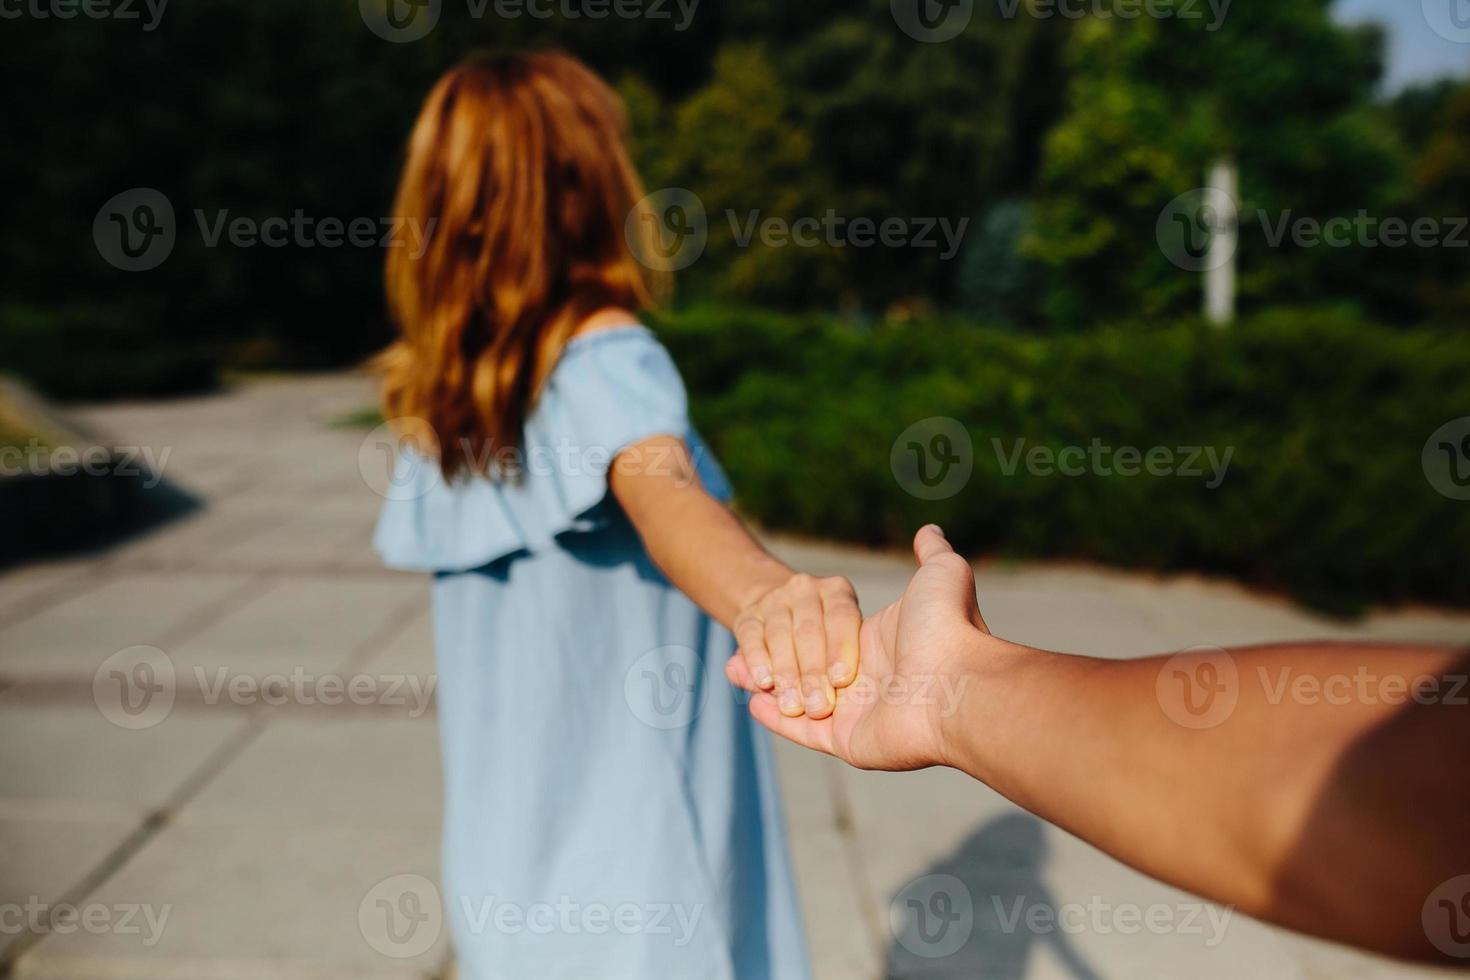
[1333,0,1470,91]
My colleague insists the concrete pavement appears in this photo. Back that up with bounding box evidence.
[1,375,1467,979]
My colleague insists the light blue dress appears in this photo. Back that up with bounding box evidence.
[374,325,810,980]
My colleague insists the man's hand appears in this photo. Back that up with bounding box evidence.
[727,525,1021,769]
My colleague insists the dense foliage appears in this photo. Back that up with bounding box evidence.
[3,0,1464,387]
[654,306,1470,611]
[4,0,1466,603]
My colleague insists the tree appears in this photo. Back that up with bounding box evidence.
[1025,0,1408,327]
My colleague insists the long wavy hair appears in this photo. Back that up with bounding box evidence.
[376,51,666,480]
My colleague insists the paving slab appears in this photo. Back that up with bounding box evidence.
[357,609,436,689]
[0,561,99,626]
[0,816,141,962]
[0,704,247,817]
[0,572,257,683]
[771,739,883,980]
[100,504,286,571]
[180,717,441,831]
[11,822,448,980]
[11,377,1468,980]
[166,577,425,683]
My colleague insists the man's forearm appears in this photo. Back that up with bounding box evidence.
[942,638,1470,961]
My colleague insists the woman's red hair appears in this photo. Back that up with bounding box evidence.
[377,51,666,479]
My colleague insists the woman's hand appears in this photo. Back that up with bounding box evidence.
[728,525,1018,769]
[732,572,862,719]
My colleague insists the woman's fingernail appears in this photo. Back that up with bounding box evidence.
[805,690,829,714]
[828,661,852,684]
[754,665,774,689]
[779,688,802,715]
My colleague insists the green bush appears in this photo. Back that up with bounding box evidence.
[652,306,1470,612]
[0,305,219,400]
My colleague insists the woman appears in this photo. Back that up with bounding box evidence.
[373,51,858,978]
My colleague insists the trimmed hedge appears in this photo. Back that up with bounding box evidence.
[652,306,1470,612]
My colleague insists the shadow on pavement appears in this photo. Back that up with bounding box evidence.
[886,812,1104,980]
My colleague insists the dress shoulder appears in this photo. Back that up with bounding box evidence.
[372,326,718,572]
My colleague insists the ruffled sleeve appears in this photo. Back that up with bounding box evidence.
[373,327,729,573]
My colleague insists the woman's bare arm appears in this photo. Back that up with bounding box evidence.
[610,434,862,718]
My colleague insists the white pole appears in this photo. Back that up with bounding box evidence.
[1204,159,1237,327]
